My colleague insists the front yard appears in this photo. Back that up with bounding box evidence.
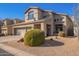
[1,36,79,56]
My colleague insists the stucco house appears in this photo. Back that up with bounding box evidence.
[0,7,74,37]
[0,18,23,35]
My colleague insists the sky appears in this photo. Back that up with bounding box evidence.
[0,3,77,20]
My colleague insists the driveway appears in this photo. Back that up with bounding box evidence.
[0,36,79,56]
[0,35,22,56]
[0,35,22,42]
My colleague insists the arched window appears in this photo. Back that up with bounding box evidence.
[28,11,34,20]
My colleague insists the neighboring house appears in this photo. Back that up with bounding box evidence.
[0,7,74,37]
[0,18,23,35]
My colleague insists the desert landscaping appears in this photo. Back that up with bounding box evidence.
[0,36,79,56]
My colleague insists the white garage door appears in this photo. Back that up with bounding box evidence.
[2,29,7,35]
[16,28,26,37]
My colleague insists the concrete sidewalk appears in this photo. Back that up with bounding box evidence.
[0,44,34,56]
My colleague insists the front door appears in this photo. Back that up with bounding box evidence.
[55,24,63,34]
[46,24,51,36]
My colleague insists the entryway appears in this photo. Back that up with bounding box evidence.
[46,24,51,36]
[55,24,63,34]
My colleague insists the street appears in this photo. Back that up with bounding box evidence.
[0,48,13,56]
[0,36,20,56]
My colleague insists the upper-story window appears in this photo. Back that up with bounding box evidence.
[54,18,63,22]
[42,12,49,19]
[54,19,56,22]
[28,11,34,20]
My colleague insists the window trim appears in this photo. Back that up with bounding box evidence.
[28,11,34,20]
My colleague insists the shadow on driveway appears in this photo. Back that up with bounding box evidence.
[40,39,64,47]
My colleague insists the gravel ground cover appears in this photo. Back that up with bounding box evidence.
[1,36,79,56]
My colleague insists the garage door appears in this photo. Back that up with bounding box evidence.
[15,28,26,37]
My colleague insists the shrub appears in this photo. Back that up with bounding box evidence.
[58,31,65,37]
[24,29,45,46]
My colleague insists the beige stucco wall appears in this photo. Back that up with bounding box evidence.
[40,12,55,36]
[60,15,73,36]
[3,20,13,26]
[61,15,67,36]
[1,26,13,35]
[25,8,39,22]
[13,20,22,24]
[12,24,34,35]
[7,26,13,35]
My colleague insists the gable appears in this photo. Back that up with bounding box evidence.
[25,7,39,14]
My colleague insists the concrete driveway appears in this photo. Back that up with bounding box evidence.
[0,35,22,42]
[0,36,79,56]
[0,35,23,56]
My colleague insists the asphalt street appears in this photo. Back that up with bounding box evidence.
[0,36,21,56]
[0,48,14,56]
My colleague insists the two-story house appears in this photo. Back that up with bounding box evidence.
[11,7,74,37]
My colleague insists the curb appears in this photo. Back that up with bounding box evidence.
[0,44,34,56]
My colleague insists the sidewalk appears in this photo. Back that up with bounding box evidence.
[0,44,34,56]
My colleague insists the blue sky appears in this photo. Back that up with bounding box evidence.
[0,3,77,20]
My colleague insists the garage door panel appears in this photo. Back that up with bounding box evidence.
[15,28,26,37]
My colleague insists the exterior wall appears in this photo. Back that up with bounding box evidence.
[61,15,74,36]
[61,15,67,36]
[53,14,64,35]
[41,12,55,36]
[0,20,3,33]
[7,26,13,35]
[26,22,47,36]
[12,24,34,37]
[71,16,77,36]
[1,26,13,35]
[74,26,78,36]
[65,16,74,36]
[13,20,23,24]
[25,8,39,22]
[53,14,74,36]
[0,7,74,37]
[3,20,14,26]
[1,26,8,35]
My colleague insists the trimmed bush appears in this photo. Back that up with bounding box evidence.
[58,31,65,37]
[24,29,45,46]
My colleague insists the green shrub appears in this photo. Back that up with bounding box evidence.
[58,31,65,37]
[24,29,45,46]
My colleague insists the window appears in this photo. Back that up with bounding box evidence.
[28,11,34,20]
[54,19,56,22]
[57,19,59,21]
[42,12,48,18]
[34,24,41,29]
